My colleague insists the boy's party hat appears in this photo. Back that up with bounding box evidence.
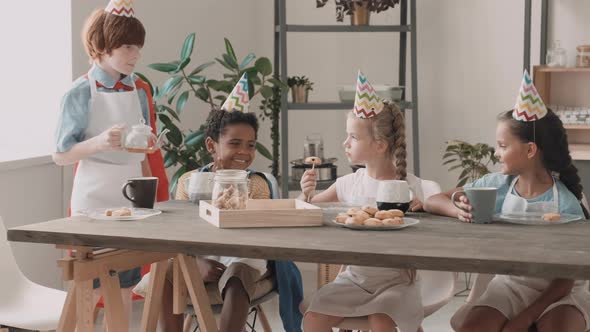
[221,73,250,112]
[105,0,135,17]
[353,71,384,119]
[513,70,548,122]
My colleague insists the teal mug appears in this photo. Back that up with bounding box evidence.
[451,187,497,224]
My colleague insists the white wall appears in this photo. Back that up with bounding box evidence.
[0,158,65,289]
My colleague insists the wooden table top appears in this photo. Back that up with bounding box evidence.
[8,200,590,279]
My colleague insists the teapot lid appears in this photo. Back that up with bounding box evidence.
[131,118,151,131]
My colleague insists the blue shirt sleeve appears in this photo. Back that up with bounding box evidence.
[137,87,150,126]
[55,78,91,152]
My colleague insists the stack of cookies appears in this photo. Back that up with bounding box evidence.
[335,206,405,227]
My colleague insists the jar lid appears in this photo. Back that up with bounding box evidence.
[214,170,248,182]
[577,45,590,52]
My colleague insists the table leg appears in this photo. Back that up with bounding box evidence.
[173,258,188,315]
[57,283,77,332]
[140,259,168,332]
[178,254,218,332]
[100,269,129,331]
[76,279,94,332]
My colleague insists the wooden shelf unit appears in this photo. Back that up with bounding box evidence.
[533,65,590,160]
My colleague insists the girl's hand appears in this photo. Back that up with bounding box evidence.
[196,257,226,283]
[95,125,125,152]
[300,169,317,202]
[453,193,473,223]
[409,198,423,212]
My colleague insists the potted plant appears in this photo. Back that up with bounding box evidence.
[287,76,314,103]
[316,0,400,26]
[443,140,499,187]
[137,33,288,194]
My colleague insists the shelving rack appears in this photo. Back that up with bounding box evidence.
[274,0,419,197]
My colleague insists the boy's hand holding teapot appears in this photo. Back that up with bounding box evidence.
[93,124,126,152]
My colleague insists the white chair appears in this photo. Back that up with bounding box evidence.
[0,217,67,332]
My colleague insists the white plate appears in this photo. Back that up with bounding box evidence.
[493,213,582,225]
[79,208,162,221]
[331,217,420,230]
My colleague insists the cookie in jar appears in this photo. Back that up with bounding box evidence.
[212,170,249,210]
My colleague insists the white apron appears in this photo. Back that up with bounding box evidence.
[306,265,423,332]
[475,176,590,329]
[70,70,144,214]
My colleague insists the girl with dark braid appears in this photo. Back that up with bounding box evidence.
[300,72,426,332]
[426,71,590,332]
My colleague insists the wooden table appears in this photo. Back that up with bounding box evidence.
[8,201,590,331]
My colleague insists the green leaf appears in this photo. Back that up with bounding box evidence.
[195,87,209,102]
[163,151,178,168]
[260,86,273,99]
[166,123,183,146]
[167,83,182,105]
[189,61,215,76]
[214,95,227,102]
[222,53,239,70]
[180,33,196,61]
[268,77,289,91]
[207,80,233,93]
[176,91,189,114]
[239,53,256,70]
[448,164,462,172]
[134,72,154,96]
[160,105,180,122]
[442,158,457,165]
[159,76,183,99]
[254,57,272,76]
[215,57,234,71]
[148,62,179,73]
[185,130,206,146]
[224,38,237,64]
[458,168,470,181]
[457,177,469,187]
[256,142,273,160]
[188,75,206,84]
[177,57,191,71]
[442,152,455,159]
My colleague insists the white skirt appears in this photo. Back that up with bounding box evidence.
[474,275,590,330]
[306,266,423,332]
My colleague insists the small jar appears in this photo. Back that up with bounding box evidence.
[546,40,567,67]
[576,45,590,67]
[211,170,249,210]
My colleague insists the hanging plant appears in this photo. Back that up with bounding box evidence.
[316,0,400,22]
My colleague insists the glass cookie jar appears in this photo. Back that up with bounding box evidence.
[211,170,249,210]
[576,45,590,68]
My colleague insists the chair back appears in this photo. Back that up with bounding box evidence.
[0,217,29,300]
[260,172,281,199]
[421,179,442,201]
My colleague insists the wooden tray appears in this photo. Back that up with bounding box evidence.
[199,199,323,228]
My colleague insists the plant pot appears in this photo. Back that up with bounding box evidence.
[291,85,309,103]
[350,1,370,26]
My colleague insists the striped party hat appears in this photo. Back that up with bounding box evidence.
[221,73,250,112]
[513,70,547,122]
[353,71,384,119]
[105,0,135,17]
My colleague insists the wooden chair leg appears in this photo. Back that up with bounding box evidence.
[183,314,195,332]
[140,259,168,332]
[178,254,218,332]
[257,305,272,332]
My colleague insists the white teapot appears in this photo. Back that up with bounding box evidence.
[123,118,169,154]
